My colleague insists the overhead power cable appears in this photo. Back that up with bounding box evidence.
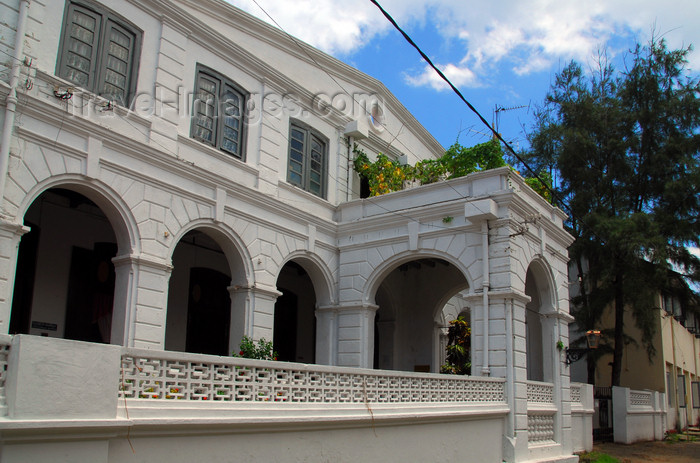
[248,0,498,229]
[368,0,570,218]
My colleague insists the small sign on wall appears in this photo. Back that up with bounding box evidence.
[31,321,58,332]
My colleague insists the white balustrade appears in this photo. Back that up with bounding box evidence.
[528,413,556,443]
[526,380,554,404]
[629,391,653,407]
[120,348,507,404]
[570,383,582,404]
[526,380,556,445]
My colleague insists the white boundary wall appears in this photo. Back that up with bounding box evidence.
[0,335,509,463]
[612,386,667,444]
[570,382,594,452]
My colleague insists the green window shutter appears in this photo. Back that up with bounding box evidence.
[193,73,220,145]
[288,127,306,188]
[100,19,136,105]
[287,124,327,198]
[190,67,248,160]
[308,134,325,197]
[220,86,243,158]
[60,4,101,89]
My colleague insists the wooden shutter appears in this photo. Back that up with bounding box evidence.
[288,127,306,187]
[308,134,325,197]
[100,19,136,104]
[193,72,220,145]
[60,3,101,89]
[220,86,243,157]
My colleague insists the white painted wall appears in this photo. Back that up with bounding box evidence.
[613,386,667,444]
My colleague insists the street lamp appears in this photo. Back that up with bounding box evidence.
[565,330,601,364]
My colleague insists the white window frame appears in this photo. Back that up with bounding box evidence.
[191,65,248,160]
[287,121,328,199]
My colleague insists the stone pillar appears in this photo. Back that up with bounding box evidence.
[336,304,377,368]
[463,293,484,376]
[315,305,338,365]
[149,17,188,155]
[113,254,172,349]
[228,285,252,354]
[433,321,447,373]
[503,294,530,463]
[375,319,395,370]
[543,310,575,451]
[488,296,509,379]
[246,285,281,342]
[0,220,29,334]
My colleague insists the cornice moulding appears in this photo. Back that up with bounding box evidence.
[14,95,339,240]
[140,0,442,154]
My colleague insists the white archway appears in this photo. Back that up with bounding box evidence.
[11,177,140,345]
[165,220,253,356]
[524,257,557,382]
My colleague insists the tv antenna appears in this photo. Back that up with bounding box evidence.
[493,104,528,135]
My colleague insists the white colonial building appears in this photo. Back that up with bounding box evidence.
[0,1,591,462]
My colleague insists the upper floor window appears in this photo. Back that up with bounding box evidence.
[57,1,141,106]
[287,122,327,198]
[191,66,247,160]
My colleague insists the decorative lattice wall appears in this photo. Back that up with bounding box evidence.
[527,380,556,444]
[120,350,507,404]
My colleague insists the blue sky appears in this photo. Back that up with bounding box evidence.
[231,0,700,151]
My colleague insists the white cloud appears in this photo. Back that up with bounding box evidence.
[231,0,428,55]
[405,63,478,91]
[230,0,700,88]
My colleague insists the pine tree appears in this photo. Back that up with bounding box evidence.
[522,39,700,386]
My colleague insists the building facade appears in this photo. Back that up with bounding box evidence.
[570,283,700,431]
[0,1,585,462]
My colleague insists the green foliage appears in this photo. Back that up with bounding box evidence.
[523,171,553,203]
[352,151,407,196]
[440,316,471,375]
[522,38,700,386]
[234,335,278,361]
[353,139,516,198]
[577,452,620,463]
[441,138,506,178]
[665,430,697,443]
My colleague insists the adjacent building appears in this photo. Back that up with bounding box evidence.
[570,267,699,432]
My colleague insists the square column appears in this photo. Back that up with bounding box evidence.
[503,294,531,463]
[112,254,173,348]
[242,285,282,343]
[0,221,29,334]
[315,305,338,365]
[336,304,377,368]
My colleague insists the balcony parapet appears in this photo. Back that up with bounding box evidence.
[118,347,508,425]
